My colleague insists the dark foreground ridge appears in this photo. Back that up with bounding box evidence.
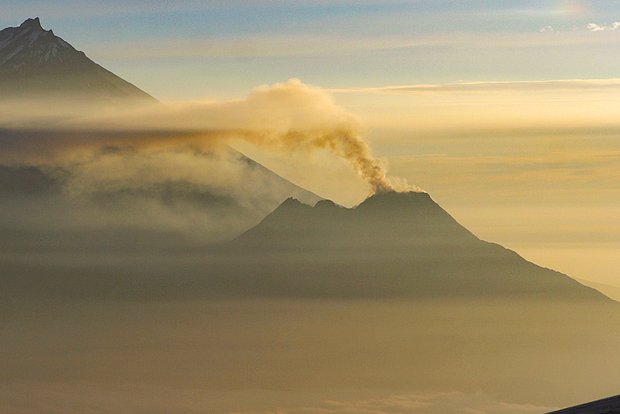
[548,394,620,413]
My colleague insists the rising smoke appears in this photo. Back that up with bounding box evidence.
[0,79,411,194]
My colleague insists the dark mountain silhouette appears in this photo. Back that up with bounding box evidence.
[229,191,611,300]
[0,18,156,103]
[236,191,476,249]
[548,394,620,413]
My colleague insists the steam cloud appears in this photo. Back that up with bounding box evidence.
[0,79,410,194]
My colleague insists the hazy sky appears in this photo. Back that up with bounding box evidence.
[3,4,620,413]
[1,1,619,287]
[2,0,620,98]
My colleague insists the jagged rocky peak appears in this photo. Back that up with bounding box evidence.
[0,17,156,103]
[20,17,44,30]
[0,17,75,69]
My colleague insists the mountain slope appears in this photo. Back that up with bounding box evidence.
[576,278,620,302]
[0,18,156,103]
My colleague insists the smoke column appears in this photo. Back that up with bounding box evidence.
[277,129,393,193]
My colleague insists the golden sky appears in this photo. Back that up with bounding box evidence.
[236,79,620,289]
[2,1,618,290]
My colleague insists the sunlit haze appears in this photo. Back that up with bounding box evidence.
[1,2,619,414]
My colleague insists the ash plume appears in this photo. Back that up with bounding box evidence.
[0,79,415,194]
[275,128,394,193]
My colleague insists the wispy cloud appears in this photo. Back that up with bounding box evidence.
[586,22,620,32]
[329,78,620,95]
[539,21,620,33]
[587,23,607,32]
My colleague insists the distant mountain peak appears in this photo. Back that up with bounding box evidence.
[0,17,74,69]
[0,18,155,103]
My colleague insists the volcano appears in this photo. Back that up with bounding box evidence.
[229,191,611,301]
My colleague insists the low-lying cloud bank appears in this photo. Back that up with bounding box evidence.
[0,149,320,247]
